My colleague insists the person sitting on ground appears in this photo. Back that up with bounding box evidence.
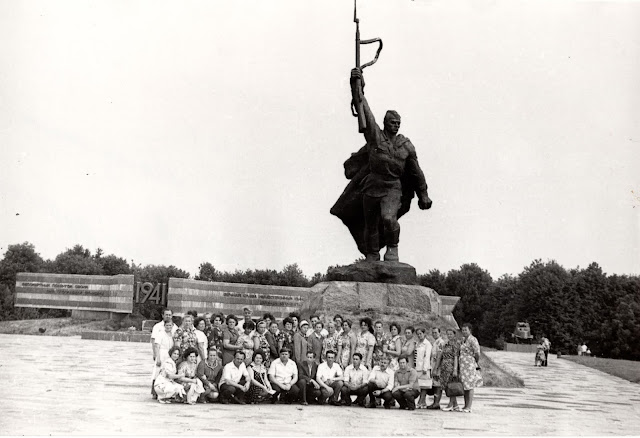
[392,355,420,410]
[196,349,222,403]
[154,346,186,404]
[366,357,395,409]
[316,350,344,406]
[238,320,255,366]
[219,350,251,404]
[268,347,300,404]
[340,352,370,407]
[414,327,433,408]
[297,351,321,405]
[247,351,275,404]
[308,321,325,364]
[193,317,208,363]
[293,320,309,363]
[177,347,205,404]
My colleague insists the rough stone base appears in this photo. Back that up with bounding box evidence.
[326,261,417,285]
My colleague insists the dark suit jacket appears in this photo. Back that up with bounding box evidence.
[297,360,318,383]
[265,331,279,360]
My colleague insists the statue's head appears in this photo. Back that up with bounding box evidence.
[383,110,401,135]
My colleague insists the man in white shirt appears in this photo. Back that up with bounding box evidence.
[316,350,344,406]
[150,309,178,398]
[340,352,370,406]
[268,347,300,403]
[366,357,394,409]
[219,351,250,404]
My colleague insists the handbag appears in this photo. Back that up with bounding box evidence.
[418,377,433,389]
[445,378,464,397]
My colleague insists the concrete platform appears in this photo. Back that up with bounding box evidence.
[0,334,638,435]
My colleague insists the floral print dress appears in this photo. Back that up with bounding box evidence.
[459,334,483,390]
[372,332,389,367]
[439,339,460,388]
[173,326,198,360]
[322,331,340,362]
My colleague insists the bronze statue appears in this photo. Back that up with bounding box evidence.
[330,68,432,263]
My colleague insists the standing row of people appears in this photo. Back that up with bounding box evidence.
[150,309,483,411]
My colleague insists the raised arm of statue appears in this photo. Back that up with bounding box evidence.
[350,68,379,145]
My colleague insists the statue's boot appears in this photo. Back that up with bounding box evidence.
[364,230,380,262]
[366,253,380,262]
[383,227,400,262]
[384,246,399,262]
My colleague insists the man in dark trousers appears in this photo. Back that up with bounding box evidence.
[297,351,321,405]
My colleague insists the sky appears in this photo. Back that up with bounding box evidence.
[1,0,639,281]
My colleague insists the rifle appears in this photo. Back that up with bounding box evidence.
[351,0,383,133]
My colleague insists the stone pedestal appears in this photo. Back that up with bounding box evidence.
[326,261,417,285]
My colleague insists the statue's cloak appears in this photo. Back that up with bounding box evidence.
[329,142,417,255]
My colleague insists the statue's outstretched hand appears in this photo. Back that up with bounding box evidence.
[418,195,432,210]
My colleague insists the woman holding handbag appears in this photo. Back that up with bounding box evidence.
[459,323,483,413]
[436,328,462,411]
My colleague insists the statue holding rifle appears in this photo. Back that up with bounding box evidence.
[330,1,432,263]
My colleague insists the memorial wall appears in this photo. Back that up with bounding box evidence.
[15,272,134,314]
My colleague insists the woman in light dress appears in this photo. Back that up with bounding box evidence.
[337,319,357,368]
[427,327,446,409]
[152,320,176,384]
[177,347,205,404]
[238,320,256,366]
[355,317,376,369]
[384,322,403,371]
[154,347,187,404]
[322,321,340,362]
[458,323,483,413]
[194,317,208,363]
[414,327,433,409]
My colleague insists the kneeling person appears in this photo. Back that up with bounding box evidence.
[316,350,344,406]
[341,352,369,406]
[268,347,300,403]
[392,355,420,410]
[219,351,251,404]
[297,351,321,405]
[366,357,394,408]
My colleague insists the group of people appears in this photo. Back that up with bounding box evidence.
[150,307,483,412]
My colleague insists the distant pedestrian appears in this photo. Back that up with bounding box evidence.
[541,335,551,366]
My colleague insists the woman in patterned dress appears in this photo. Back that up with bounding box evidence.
[337,319,357,368]
[384,322,403,371]
[154,346,186,403]
[247,351,274,404]
[222,315,243,366]
[427,327,447,409]
[372,320,388,368]
[355,317,376,368]
[277,317,296,354]
[253,320,272,368]
[435,328,461,411]
[459,323,482,413]
[322,321,340,362]
[173,315,199,365]
[401,326,417,368]
[177,347,205,404]
[206,313,225,361]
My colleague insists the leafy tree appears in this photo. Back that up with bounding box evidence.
[52,245,102,275]
[195,262,219,281]
[418,269,448,295]
[446,263,493,332]
[97,254,131,276]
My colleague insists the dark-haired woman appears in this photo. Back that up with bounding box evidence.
[194,317,208,363]
[206,313,225,360]
[222,315,243,366]
[177,347,205,404]
[384,322,403,371]
[247,351,275,404]
[277,317,295,354]
[154,346,186,404]
[356,318,376,368]
[459,323,482,413]
[436,328,461,412]
[337,319,357,368]
[173,314,198,365]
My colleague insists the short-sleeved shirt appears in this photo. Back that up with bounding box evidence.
[151,321,177,342]
[394,367,419,391]
[268,358,298,385]
[220,361,250,386]
[355,331,376,366]
[344,364,370,387]
[316,362,343,383]
[367,366,394,392]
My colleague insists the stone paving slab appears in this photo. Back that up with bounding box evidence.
[0,334,638,435]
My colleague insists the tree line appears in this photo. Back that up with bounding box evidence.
[1,242,638,360]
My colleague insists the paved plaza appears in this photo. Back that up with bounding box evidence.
[1,334,639,435]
